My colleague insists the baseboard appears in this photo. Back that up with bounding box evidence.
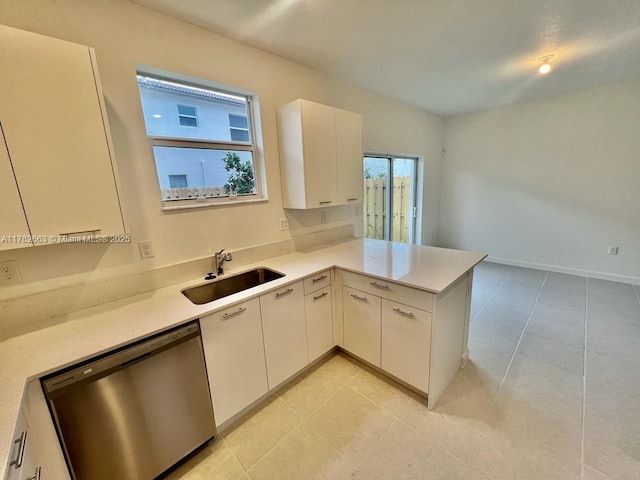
[486,256,640,285]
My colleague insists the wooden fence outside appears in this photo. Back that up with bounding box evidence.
[363,176,413,243]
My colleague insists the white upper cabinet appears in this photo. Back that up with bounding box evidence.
[0,25,125,244]
[277,99,363,209]
[335,108,364,205]
[0,130,30,250]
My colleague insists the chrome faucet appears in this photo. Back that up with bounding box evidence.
[215,248,231,275]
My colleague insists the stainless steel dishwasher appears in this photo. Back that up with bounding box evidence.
[42,321,216,480]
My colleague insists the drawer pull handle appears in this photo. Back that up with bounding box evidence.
[350,294,368,302]
[10,430,27,468]
[26,467,41,480]
[393,307,415,318]
[312,274,328,283]
[319,200,333,205]
[222,307,247,319]
[276,288,294,298]
[313,292,328,301]
[370,281,390,290]
[59,229,101,237]
[347,197,358,201]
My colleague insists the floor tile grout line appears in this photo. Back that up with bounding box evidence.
[231,359,361,475]
[515,350,583,376]
[633,282,640,306]
[522,329,584,351]
[470,267,515,322]
[581,277,589,480]
[490,271,549,408]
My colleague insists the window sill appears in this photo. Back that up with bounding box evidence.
[160,195,269,211]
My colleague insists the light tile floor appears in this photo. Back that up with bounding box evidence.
[165,262,640,480]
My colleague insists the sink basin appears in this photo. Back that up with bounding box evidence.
[182,267,285,305]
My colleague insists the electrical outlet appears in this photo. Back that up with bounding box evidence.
[321,211,327,224]
[279,218,289,230]
[0,260,21,284]
[138,240,154,259]
[608,246,619,255]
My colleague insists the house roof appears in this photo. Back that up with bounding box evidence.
[137,75,246,106]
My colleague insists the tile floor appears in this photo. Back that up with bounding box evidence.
[166,262,640,480]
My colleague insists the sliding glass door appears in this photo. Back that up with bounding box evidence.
[363,155,418,244]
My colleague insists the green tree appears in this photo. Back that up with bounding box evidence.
[223,151,255,195]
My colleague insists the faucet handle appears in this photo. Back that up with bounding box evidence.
[216,248,225,256]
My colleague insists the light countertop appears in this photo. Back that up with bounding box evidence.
[0,238,485,476]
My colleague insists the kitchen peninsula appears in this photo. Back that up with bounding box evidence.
[0,238,485,479]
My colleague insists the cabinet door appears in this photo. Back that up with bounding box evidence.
[382,299,432,393]
[336,108,363,205]
[260,281,308,388]
[22,380,71,480]
[200,299,268,426]
[0,25,124,238]
[5,412,28,480]
[0,128,31,250]
[301,100,337,207]
[305,285,333,362]
[343,286,381,366]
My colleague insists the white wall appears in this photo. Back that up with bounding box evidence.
[440,77,640,283]
[0,0,443,299]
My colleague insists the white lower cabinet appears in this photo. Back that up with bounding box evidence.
[305,285,333,362]
[6,380,70,480]
[381,299,432,393]
[200,298,269,427]
[260,281,309,389]
[5,412,27,480]
[342,286,381,367]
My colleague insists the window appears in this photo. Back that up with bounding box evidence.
[363,155,419,243]
[177,105,198,127]
[168,174,188,188]
[229,114,249,142]
[136,69,263,209]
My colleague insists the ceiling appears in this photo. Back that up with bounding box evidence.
[131,0,640,116]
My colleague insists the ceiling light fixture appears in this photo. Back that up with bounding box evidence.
[538,55,554,75]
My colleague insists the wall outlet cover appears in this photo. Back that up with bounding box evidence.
[279,218,289,230]
[138,240,154,259]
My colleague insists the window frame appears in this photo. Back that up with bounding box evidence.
[177,104,198,128]
[136,66,266,210]
[363,153,420,244]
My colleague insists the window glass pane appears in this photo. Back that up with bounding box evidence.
[168,174,188,188]
[137,75,250,143]
[229,114,248,129]
[230,128,250,142]
[178,116,198,128]
[153,146,256,200]
[177,105,197,117]
[363,157,390,240]
[392,158,416,243]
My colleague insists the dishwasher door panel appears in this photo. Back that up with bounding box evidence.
[49,335,215,480]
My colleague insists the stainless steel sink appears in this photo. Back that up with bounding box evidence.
[181,268,285,305]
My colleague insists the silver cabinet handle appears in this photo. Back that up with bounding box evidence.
[347,197,358,201]
[350,293,368,302]
[393,307,415,318]
[10,430,27,468]
[26,467,41,480]
[312,275,328,283]
[319,200,333,205]
[313,292,328,301]
[222,307,247,319]
[59,229,101,237]
[370,281,390,290]
[275,288,294,298]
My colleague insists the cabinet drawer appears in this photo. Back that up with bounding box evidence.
[342,286,381,367]
[342,270,433,312]
[304,269,331,294]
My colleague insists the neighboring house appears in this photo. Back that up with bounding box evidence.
[137,76,252,191]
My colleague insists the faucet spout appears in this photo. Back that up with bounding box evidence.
[215,248,228,275]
